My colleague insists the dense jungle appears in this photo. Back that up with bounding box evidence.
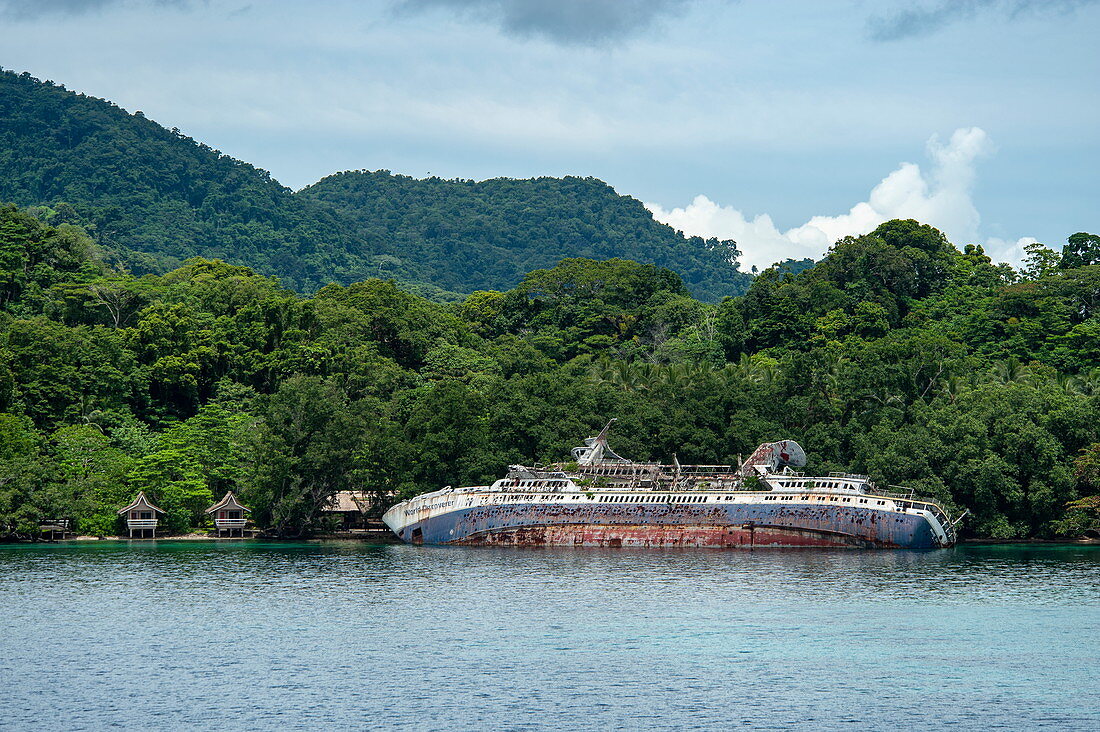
[1,204,1098,539]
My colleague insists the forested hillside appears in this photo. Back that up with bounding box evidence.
[0,205,1097,539]
[0,70,365,291]
[299,170,748,301]
[0,69,750,301]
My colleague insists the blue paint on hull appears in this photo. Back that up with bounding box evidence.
[393,501,940,550]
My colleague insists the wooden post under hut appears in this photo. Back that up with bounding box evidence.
[206,491,250,538]
[118,491,165,539]
[38,519,72,541]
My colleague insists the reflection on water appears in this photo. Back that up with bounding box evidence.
[2,543,1098,730]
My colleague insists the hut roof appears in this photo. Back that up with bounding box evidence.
[205,491,251,514]
[117,491,165,515]
[324,491,369,513]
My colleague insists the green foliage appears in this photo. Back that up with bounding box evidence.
[0,71,751,301]
[298,171,750,302]
[1060,232,1100,270]
[0,413,46,535]
[0,186,1097,540]
[49,425,132,535]
[1052,444,1100,536]
[159,402,253,495]
[242,376,367,536]
[127,450,211,534]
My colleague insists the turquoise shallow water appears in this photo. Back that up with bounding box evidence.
[1,542,1098,731]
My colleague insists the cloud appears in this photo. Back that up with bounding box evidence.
[393,0,697,45]
[647,127,1036,271]
[0,0,186,19]
[984,235,1039,266]
[867,0,1098,41]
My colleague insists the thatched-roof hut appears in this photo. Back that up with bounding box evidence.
[118,492,165,539]
[323,491,371,530]
[205,491,251,537]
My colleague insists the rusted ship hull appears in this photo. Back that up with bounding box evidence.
[451,525,883,548]
[392,502,939,550]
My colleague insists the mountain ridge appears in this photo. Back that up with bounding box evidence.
[0,68,751,301]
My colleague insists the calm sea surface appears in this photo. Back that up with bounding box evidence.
[1,542,1097,731]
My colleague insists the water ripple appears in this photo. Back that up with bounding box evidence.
[1,542,1097,730]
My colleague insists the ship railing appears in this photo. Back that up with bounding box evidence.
[570,463,737,475]
[676,465,736,472]
[827,472,871,480]
[876,485,917,501]
[893,497,963,548]
[915,501,958,546]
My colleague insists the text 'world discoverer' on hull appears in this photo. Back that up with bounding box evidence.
[383,421,964,550]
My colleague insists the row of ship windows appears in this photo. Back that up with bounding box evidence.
[502,480,571,489]
[481,494,891,506]
[596,494,893,505]
[777,480,851,489]
[762,495,888,506]
[585,467,636,475]
[590,494,893,506]
[599,494,717,504]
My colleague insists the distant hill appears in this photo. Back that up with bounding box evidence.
[299,171,749,301]
[0,69,751,300]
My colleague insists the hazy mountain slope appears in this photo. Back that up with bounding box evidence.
[299,171,751,301]
[0,69,389,292]
[0,69,750,300]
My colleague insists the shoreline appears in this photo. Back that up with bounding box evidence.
[960,537,1100,546]
[3,535,1097,547]
[1,529,402,544]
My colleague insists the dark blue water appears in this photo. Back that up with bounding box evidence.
[1,542,1097,731]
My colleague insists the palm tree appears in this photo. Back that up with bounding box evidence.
[991,357,1031,385]
[1077,368,1100,396]
[1053,373,1083,395]
[936,374,968,403]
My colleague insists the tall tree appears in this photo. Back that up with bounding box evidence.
[243,376,364,536]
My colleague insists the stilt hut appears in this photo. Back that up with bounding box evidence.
[323,491,371,531]
[38,519,72,541]
[206,491,250,537]
[118,492,165,539]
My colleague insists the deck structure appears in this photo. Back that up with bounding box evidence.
[205,491,251,537]
[118,492,165,539]
[384,425,961,550]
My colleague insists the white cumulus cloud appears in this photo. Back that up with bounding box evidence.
[646,127,1035,272]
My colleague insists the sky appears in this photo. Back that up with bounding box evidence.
[1,0,1097,270]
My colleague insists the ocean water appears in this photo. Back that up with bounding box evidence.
[1,542,1097,731]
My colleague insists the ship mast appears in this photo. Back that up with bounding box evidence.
[572,419,630,466]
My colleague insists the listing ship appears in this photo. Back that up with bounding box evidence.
[383,421,962,550]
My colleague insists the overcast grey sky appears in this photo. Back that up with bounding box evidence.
[2,0,1097,268]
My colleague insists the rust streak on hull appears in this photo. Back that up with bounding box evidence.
[448,524,884,549]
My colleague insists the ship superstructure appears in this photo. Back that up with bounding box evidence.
[383,421,961,550]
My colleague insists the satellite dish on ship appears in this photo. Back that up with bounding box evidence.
[772,440,807,469]
[738,439,807,477]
